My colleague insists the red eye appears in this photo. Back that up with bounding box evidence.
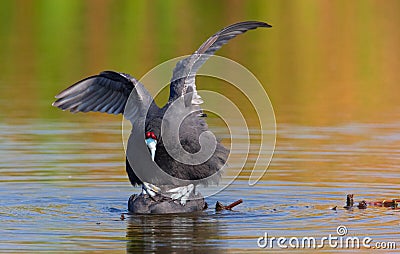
[145,131,157,140]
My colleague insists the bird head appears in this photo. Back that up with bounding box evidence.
[144,116,163,162]
[145,131,158,161]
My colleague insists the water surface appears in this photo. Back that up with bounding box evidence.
[1,118,399,252]
[1,1,400,252]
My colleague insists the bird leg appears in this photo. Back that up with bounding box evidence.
[167,184,194,205]
[142,182,161,197]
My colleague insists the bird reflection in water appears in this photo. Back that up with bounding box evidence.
[126,213,223,253]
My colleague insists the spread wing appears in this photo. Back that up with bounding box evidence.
[168,21,271,106]
[52,70,154,122]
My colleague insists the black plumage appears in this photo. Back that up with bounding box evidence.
[53,21,271,189]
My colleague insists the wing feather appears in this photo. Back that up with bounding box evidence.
[168,21,271,105]
[92,89,116,112]
[102,91,122,113]
[53,71,154,120]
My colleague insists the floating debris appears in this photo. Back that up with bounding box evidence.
[357,200,367,209]
[343,194,354,209]
[368,199,400,208]
[339,194,400,210]
[215,199,243,211]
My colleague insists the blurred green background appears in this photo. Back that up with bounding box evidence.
[1,3,400,250]
[0,0,399,125]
